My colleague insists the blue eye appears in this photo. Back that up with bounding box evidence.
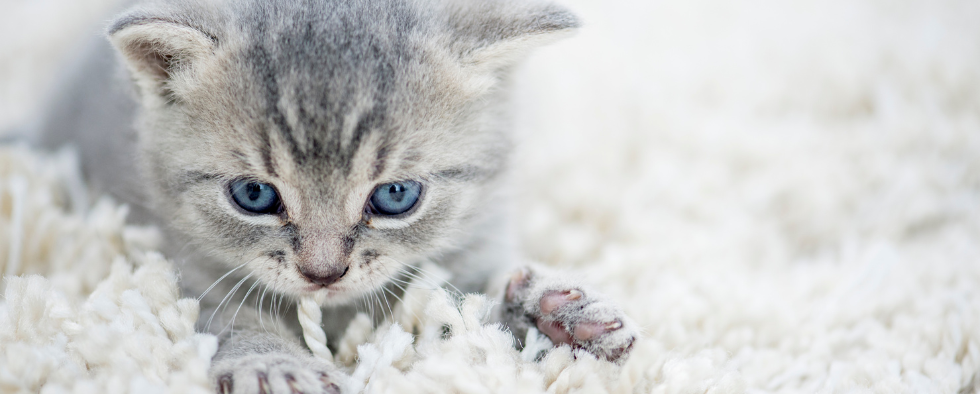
[369,181,422,216]
[230,180,281,214]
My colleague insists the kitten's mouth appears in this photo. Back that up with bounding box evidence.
[303,283,328,292]
[300,283,340,301]
[299,281,364,306]
[301,279,343,293]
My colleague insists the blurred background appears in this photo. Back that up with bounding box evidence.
[2,0,979,390]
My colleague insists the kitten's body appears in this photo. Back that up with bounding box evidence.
[37,0,636,392]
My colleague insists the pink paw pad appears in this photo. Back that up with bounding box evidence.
[573,320,622,341]
[539,289,583,315]
[536,320,573,344]
[535,289,628,350]
[503,267,637,364]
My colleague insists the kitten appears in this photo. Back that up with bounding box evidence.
[37,0,637,392]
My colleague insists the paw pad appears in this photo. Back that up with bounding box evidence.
[572,319,622,341]
[503,267,638,364]
[539,289,583,315]
[536,320,573,344]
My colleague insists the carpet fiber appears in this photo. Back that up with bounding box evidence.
[2,0,979,392]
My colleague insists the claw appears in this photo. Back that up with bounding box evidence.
[285,374,301,394]
[540,289,583,315]
[504,269,636,365]
[573,320,621,341]
[218,374,233,394]
[257,372,270,394]
[606,340,635,363]
[319,372,340,394]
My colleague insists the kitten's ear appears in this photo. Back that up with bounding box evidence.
[107,14,216,102]
[448,0,580,71]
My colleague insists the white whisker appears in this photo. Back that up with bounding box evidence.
[227,277,263,338]
[197,260,250,302]
[206,271,255,333]
[258,283,271,332]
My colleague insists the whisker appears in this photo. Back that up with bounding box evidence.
[410,264,463,295]
[382,260,442,290]
[276,287,286,319]
[258,283,270,333]
[269,270,284,322]
[356,293,369,318]
[381,285,420,324]
[368,291,376,321]
[197,260,250,302]
[390,275,426,290]
[380,288,394,322]
[206,271,254,334]
[227,277,263,338]
[374,291,389,323]
[268,279,283,336]
[270,291,279,321]
[378,264,426,324]
[392,260,461,295]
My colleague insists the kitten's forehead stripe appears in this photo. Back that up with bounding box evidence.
[181,171,221,183]
[232,0,418,179]
[257,131,277,177]
[229,149,254,169]
[371,144,389,181]
[434,166,499,182]
[245,37,303,169]
[174,171,221,194]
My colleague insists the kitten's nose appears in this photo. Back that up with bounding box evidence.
[300,265,349,287]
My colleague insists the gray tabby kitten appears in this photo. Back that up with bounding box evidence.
[37,0,637,392]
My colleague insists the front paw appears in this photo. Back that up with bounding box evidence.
[211,353,341,394]
[504,267,637,364]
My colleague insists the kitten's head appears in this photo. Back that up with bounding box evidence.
[107,0,577,304]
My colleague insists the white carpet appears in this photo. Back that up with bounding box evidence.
[2,0,980,392]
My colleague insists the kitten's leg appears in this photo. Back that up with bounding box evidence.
[179,254,345,394]
[495,266,638,364]
[202,305,343,394]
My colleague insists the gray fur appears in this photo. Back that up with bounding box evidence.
[36,0,635,392]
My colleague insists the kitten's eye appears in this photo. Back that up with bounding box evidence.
[229,180,282,214]
[369,181,422,216]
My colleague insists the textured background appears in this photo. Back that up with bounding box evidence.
[2,0,980,392]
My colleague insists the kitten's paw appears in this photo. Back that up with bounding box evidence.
[504,267,637,364]
[211,353,341,394]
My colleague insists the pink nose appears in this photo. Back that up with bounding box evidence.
[300,265,349,287]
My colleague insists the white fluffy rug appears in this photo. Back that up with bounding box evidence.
[2,0,980,392]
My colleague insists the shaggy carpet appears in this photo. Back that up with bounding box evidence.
[2,0,980,392]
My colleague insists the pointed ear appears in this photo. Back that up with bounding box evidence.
[448,0,580,71]
[108,15,216,102]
